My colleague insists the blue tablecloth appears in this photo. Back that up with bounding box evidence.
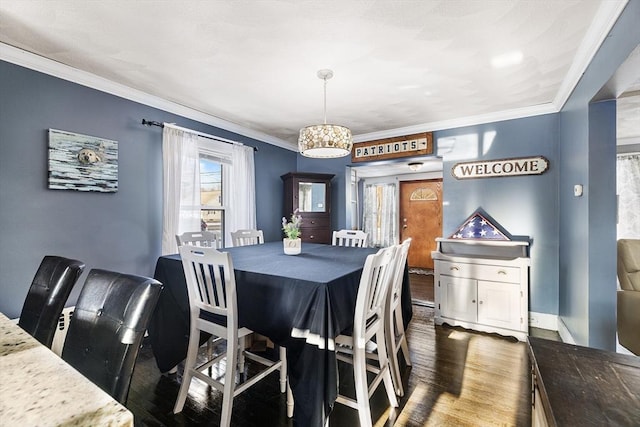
[148,242,412,426]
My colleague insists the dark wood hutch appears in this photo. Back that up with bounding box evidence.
[281,172,334,244]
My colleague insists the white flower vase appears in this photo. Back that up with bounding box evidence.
[283,238,302,255]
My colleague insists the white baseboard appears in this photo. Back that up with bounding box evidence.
[557,317,576,344]
[528,311,558,331]
[528,311,578,345]
[616,334,635,355]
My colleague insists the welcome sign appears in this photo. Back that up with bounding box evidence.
[451,156,549,179]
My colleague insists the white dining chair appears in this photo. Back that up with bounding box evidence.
[334,245,398,427]
[176,230,224,364]
[173,245,286,426]
[231,229,264,247]
[385,238,412,397]
[176,230,222,248]
[332,229,368,247]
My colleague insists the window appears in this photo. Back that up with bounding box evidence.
[200,154,224,241]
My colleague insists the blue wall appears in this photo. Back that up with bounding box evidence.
[0,61,296,319]
[558,0,640,350]
[436,114,560,316]
[299,114,560,316]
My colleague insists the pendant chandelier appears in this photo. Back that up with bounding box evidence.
[298,69,353,158]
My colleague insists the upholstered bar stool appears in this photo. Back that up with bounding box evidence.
[61,269,163,404]
[18,255,85,348]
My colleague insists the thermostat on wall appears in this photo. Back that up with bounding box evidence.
[574,184,583,197]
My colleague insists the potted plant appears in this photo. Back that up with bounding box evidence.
[282,209,302,255]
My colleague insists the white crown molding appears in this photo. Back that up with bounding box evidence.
[353,103,557,143]
[0,43,297,152]
[553,0,629,110]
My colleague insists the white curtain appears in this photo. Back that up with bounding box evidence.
[362,182,398,247]
[617,153,640,239]
[162,123,257,252]
[162,125,201,255]
[223,144,256,245]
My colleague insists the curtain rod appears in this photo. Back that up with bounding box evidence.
[141,119,257,151]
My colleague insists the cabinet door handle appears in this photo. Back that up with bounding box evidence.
[472,299,476,303]
[498,270,507,275]
[310,220,316,224]
[309,235,315,239]
[450,266,460,271]
[479,300,483,304]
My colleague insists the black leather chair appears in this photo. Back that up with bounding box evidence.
[18,255,85,347]
[61,269,163,404]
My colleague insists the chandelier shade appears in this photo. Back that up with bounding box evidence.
[298,69,353,158]
[299,124,353,158]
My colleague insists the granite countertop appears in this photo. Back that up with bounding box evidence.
[0,312,133,426]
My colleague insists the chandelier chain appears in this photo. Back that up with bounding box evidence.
[323,76,328,125]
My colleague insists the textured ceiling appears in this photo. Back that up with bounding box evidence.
[0,0,635,151]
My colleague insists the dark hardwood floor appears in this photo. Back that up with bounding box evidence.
[409,272,434,304]
[127,303,534,426]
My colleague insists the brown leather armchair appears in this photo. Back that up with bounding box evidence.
[617,239,640,355]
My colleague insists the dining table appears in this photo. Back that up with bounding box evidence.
[0,312,134,426]
[148,241,412,427]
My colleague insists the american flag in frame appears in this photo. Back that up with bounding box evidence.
[449,210,510,240]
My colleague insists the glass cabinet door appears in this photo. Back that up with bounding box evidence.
[298,181,326,212]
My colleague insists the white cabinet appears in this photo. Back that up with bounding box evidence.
[433,239,530,341]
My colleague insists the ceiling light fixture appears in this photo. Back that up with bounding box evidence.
[408,162,423,171]
[298,69,353,158]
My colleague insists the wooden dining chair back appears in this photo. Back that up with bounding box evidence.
[176,230,224,362]
[174,245,285,426]
[230,229,264,247]
[332,229,368,247]
[386,238,412,396]
[61,269,163,404]
[334,245,398,427]
[18,256,85,348]
[176,230,222,249]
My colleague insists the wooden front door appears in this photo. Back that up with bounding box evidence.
[399,179,442,269]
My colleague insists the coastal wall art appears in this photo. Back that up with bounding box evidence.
[48,129,118,192]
